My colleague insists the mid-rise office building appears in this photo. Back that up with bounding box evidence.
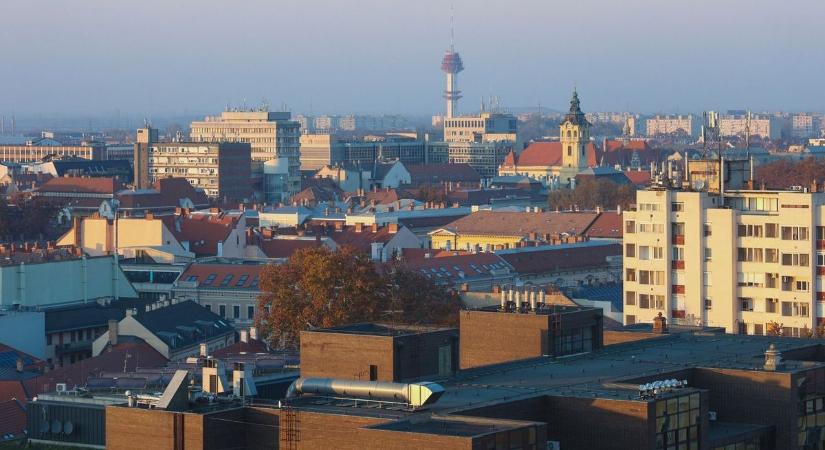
[793,113,820,139]
[443,112,518,144]
[299,133,426,170]
[0,137,104,163]
[144,141,251,201]
[623,185,825,335]
[645,114,699,138]
[189,111,301,196]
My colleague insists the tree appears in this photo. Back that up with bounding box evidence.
[548,178,636,211]
[415,184,448,204]
[256,246,462,349]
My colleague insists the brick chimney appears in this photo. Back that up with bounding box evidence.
[388,223,398,234]
[652,312,668,334]
[371,223,378,233]
[764,343,784,371]
[355,223,363,233]
[108,319,119,346]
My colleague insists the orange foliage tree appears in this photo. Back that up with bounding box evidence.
[256,246,462,348]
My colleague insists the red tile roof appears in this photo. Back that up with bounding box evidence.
[211,339,270,357]
[623,170,651,186]
[36,176,122,195]
[161,212,242,256]
[0,399,26,439]
[329,226,399,253]
[499,243,621,275]
[0,343,46,372]
[0,381,28,405]
[584,212,624,239]
[23,342,167,397]
[439,211,599,237]
[117,177,209,210]
[178,263,266,290]
[502,142,600,168]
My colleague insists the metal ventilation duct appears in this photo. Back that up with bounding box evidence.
[286,378,445,408]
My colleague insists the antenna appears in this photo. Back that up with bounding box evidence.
[450,3,455,51]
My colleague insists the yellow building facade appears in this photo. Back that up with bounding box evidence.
[623,187,825,336]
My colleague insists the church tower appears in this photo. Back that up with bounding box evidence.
[559,90,591,170]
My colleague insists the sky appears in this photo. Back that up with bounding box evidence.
[1,0,824,118]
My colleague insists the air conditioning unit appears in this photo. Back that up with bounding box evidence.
[708,411,717,421]
[56,383,67,393]
[547,441,561,450]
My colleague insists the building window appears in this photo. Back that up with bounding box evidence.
[671,202,684,212]
[247,305,255,320]
[625,291,636,306]
[204,304,211,312]
[672,246,684,261]
[781,226,809,241]
[369,365,378,381]
[766,298,778,313]
[704,248,712,262]
[625,243,636,258]
[219,304,226,318]
[704,298,712,310]
[625,220,636,234]
[655,394,701,450]
[740,297,754,312]
[233,305,240,319]
[703,224,712,237]
[765,223,779,238]
[626,268,636,282]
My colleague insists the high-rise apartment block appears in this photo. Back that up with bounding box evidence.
[623,186,825,336]
[793,114,820,139]
[719,114,780,140]
[645,115,699,138]
[145,142,251,201]
[443,112,518,144]
[189,111,301,197]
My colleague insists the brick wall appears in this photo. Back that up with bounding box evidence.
[300,332,395,381]
[106,406,206,450]
[460,310,549,369]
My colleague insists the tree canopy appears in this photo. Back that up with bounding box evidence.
[256,246,462,348]
[755,157,825,190]
[547,178,636,211]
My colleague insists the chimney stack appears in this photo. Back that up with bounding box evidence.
[249,327,258,340]
[15,358,23,373]
[764,343,784,371]
[108,319,119,346]
[240,329,249,343]
[652,312,668,334]
[200,343,208,358]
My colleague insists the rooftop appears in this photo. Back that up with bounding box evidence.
[310,323,453,337]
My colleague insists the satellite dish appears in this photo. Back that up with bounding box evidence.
[64,421,75,435]
[51,420,62,434]
[692,179,706,191]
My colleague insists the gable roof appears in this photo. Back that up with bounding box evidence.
[329,225,404,252]
[400,249,511,284]
[623,170,652,186]
[23,342,167,397]
[45,299,153,333]
[502,141,601,168]
[0,344,45,373]
[498,242,621,276]
[117,177,209,210]
[131,300,235,350]
[0,399,26,440]
[161,211,243,257]
[36,176,122,195]
[584,211,623,239]
[438,211,599,237]
[178,263,266,290]
[406,163,481,185]
[255,237,328,259]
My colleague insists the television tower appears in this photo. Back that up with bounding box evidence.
[441,9,464,118]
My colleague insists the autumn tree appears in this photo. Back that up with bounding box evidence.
[548,178,635,211]
[256,246,462,349]
[415,183,448,204]
[755,157,825,190]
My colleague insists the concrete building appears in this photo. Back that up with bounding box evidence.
[427,140,516,178]
[0,137,104,163]
[646,114,700,138]
[142,141,252,201]
[0,245,137,309]
[443,112,518,144]
[299,133,426,171]
[0,311,46,359]
[719,113,780,140]
[793,113,820,139]
[623,185,825,335]
[172,261,268,328]
[189,111,302,197]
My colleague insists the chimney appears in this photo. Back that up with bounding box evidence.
[200,343,208,358]
[240,329,249,343]
[652,312,668,334]
[108,319,119,346]
[335,222,343,231]
[15,358,23,373]
[746,179,755,190]
[388,223,398,234]
[812,180,819,194]
[355,223,363,233]
[210,207,220,214]
[763,343,784,371]
[249,326,258,340]
[145,212,154,220]
[371,223,378,233]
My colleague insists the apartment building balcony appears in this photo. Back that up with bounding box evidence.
[672,284,685,294]
[672,235,685,245]
[672,260,685,270]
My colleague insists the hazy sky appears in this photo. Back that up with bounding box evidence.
[2,0,824,117]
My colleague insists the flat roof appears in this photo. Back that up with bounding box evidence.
[309,323,454,337]
[369,415,539,437]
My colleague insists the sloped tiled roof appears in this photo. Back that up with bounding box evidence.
[132,300,234,350]
[0,399,26,440]
[161,212,242,257]
[623,170,652,186]
[329,225,401,253]
[117,177,209,210]
[178,263,266,290]
[255,238,327,259]
[36,176,122,195]
[501,141,601,168]
[23,342,167,397]
[400,249,511,285]
[498,242,621,276]
[584,212,623,239]
[0,381,28,404]
[438,211,599,237]
[44,298,153,333]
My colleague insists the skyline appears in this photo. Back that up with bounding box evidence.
[2,0,825,117]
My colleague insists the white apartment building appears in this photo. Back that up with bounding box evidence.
[624,187,825,336]
[719,115,780,140]
[189,111,301,196]
[645,115,699,138]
